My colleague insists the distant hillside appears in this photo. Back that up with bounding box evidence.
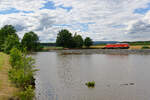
[93,41,119,45]
[121,41,150,45]
[93,41,150,45]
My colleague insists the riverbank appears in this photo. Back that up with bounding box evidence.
[55,49,150,55]
[91,45,150,50]
[0,53,19,100]
[40,45,150,52]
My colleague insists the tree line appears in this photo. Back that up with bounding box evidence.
[0,25,40,53]
[56,29,93,48]
[0,25,93,52]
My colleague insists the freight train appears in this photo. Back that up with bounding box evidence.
[103,43,130,49]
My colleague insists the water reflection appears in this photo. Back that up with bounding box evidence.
[34,52,150,100]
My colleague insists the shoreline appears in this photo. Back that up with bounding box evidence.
[42,49,150,55]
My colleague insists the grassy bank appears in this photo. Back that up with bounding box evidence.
[39,44,150,51]
[91,45,150,50]
[0,52,19,100]
[40,46,63,51]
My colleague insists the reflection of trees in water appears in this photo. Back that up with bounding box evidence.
[57,55,74,89]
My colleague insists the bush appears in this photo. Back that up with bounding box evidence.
[8,47,36,99]
[9,48,22,68]
[142,46,150,49]
[8,69,35,88]
[18,85,35,100]
[3,35,21,54]
[85,81,95,87]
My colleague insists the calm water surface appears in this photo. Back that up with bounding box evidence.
[33,52,150,100]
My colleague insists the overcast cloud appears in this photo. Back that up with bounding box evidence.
[0,0,150,42]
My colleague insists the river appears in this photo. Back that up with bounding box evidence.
[33,50,150,100]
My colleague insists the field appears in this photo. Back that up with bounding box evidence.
[0,53,18,100]
[41,46,63,51]
[91,45,150,50]
[39,43,150,51]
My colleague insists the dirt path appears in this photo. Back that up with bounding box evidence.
[0,53,18,100]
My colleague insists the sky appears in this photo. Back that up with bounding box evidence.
[0,0,150,42]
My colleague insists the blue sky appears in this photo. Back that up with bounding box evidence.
[0,8,20,15]
[134,3,150,14]
[0,0,150,42]
[40,1,72,12]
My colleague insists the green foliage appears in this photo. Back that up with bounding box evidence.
[3,35,20,54]
[122,41,150,45]
[0,53,4,70]
[9,48,22,68]
[142,46,150,49]
[9,48,36,99]
[56,29,86,48]
[56,29,74,48]
[21,31,39,51]
[18,85,34,100]
[0,25,17,51]
[85,81,95,87]
[73,33,84,48]
[8,69,35,88]
[84,37,93,48]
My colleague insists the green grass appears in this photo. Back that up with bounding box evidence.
[41,46,63,51]
[142,46,150,49]
[0,53,4,70]
[0,80,2,89]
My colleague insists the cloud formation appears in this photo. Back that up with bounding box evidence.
[0,0,150,42]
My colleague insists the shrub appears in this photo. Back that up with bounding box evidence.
[142,46,150,49]
[8,47,36,99]
[9,48,22,68]
[8,69,35,88]
[18,85,35,100]
[3,35,20,54]
[85,81,95,87]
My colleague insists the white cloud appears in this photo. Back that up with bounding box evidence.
[0,0,150,42]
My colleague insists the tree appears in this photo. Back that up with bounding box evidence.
[56,29,74,48]
[84,37,93,48]
[3,35,20,54]
[0,25,17,50]
[21,31,39,51]
[73,33,84,48]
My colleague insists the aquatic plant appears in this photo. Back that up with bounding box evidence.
[85,81,95,87]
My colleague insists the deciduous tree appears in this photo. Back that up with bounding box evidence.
[84,37,93,48]
[21,31,39,51]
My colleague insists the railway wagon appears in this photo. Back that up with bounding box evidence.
[103,43,130,49]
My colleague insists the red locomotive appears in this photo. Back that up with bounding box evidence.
[103,43,130,49]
